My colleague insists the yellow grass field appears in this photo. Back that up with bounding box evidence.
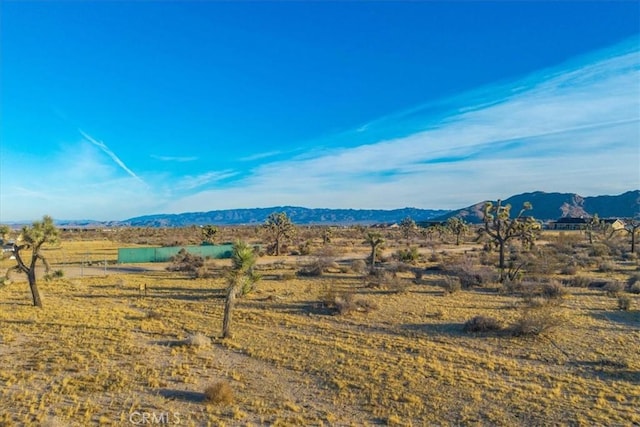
[0,236,639,426]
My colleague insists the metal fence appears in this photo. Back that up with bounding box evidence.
[117,244,233,263]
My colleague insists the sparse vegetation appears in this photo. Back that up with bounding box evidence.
[0,227,638,426]
[204,381,234,405]
[463,315,503,333]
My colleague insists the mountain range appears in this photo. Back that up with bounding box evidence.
[104,190,639,227]
[435,190,640,224]
[9,190,637,228]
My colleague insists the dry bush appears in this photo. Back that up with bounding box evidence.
[441,276,462,295]
[589,243,611,257]
[626,273,640,294]
[443,256,495,289]
[166,249,204,278]
[617,296,632,311]
[184,333,211,347]
[298,247,338,277]
[463,316,503,333]
[559,264,578,276]
[510,306,562,337]
[351,259,367,275]
[566,276,591,288]
[598,261,616,273]
[395,246,420,264]
[146,310,162,320]
[541,281,568,300]
[204,381,234,405]
[330,292,378,315]
[367,268,394,288]
[604,281,625,297]
[386,276,410,294]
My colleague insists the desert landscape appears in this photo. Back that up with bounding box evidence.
[0,220,638,426]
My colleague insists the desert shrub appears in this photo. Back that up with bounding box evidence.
[166,249,204,277]
[297,264,323,277]
[463,316,503,333]
[298,247,339,277]
[560,264,578,275]
[386,276,410,294]
[589,243,610,257]
[204,381,234,404]
[510,307,561,337]
[395,246,420,264]
[44,269,65,281]
[330,292,378,315]
[444,257,495,289]
[427,252,441,263]
[297,240,312,256]
[598,261,616,273]
[604,281,625,297]
[621,251,638,262]
[441,276,462,295]
[351,259,367,275]
[626,273,640,293]
[146,310,162,320]
[367,268,395,288]
[500,277,523,295]
[541,281,568,300]
[185,333,211,347]
[278,271,296,281]
[566,276,591,288]
[617,296,632,311]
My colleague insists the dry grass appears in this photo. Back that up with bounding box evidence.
[204,381,234,405]
[0,233,639,426]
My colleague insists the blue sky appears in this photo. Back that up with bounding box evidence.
[1,1,639,221]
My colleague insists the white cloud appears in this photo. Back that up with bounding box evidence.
[2,40,638,221]
[151,154,198,162]
[164,40,639,213]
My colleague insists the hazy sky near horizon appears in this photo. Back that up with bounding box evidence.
[1,1,639,221]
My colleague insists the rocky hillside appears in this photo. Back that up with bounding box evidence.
[435,190,640,223]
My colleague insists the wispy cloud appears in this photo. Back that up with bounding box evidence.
[151,154,198,162]
[79,129,146,185]
[175,170,239,191]
[165,39,639,212]
[239,150,283,162]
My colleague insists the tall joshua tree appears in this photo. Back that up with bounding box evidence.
[365,231,385,270]
[446,217,469,246]
[11,215,60,307]
[262,212,296,256]
[222,241,260,339]
[621,218,640,253]
[478,201,539,281]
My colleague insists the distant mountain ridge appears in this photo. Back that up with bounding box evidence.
[116,206,449,227]
[6,190,636,228]
[435,190,640,223]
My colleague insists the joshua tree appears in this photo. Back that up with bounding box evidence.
[322,227,333,245]
[399,217,417,242]
[446,217,469,246]
[620,218,640,253]
[222,241,260,339]
[202,225,218,244]
[478,201,539,281]
[262,212,296,256]
[584,214,602,245]
[11,215,60,307]
[0,225,9,243]
[365,231,385,270]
